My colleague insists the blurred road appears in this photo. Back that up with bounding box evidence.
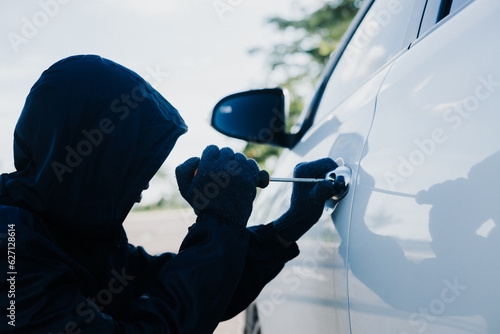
[123,209,245,334]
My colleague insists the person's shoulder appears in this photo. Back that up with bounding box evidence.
[1,204,41,226]
[0,203,21,213]
[0,204,55,246]
[0,204,24,225]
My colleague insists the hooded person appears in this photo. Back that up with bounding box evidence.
[0,55,342,333]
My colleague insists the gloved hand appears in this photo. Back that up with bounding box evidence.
[175,145,260,227]
[273,158,345,242]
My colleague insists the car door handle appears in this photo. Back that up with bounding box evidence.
[326,165,351,201]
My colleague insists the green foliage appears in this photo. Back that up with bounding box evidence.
[244,0,362,169]
[266,0,360,81]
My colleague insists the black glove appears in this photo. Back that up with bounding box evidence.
[175,145,260,227]
[273,158,345,242]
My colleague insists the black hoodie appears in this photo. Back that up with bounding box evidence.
[0,55,298,333]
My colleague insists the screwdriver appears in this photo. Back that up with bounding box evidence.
[196,167,349,200]
[258,169,350,201]
[257,170,328,188]
[194,169,335,189]
[257,168,349,188]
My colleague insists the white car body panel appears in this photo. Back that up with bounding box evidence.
[246,0,500,333]
[348,1,500,332]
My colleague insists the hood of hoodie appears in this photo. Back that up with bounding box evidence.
[0,55,187,238]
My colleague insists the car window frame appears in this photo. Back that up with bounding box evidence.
[414,0,475,44]
[289,0,426,148]
[287,0,374,147]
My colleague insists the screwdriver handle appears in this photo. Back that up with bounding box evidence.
[257,170,270,188]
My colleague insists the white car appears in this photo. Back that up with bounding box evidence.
[211,0,500,332]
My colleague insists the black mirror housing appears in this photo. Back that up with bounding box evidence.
[211,88,291,147]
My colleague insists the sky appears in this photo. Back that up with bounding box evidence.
[0,0,323,204]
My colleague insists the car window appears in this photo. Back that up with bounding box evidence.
[313,0,414,122]
[449,0,472,13]
[419,0,474,36]
[441,0,473,18]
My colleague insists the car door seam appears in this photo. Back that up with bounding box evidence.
[344,59,397,334]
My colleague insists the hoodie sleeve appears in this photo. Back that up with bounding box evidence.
[122,221,299,327]
[120,216,249,333]
[123,221,299,324]
[221,223,300,320]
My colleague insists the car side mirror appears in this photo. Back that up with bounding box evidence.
[211,88,292,147]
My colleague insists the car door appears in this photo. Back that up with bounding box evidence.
[249,1,424,332]
[347,0,500,332]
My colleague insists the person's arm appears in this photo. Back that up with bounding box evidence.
[221,158,344,320]
[174,147,345,323]
[121,215,249,333]
[221,223,299,320]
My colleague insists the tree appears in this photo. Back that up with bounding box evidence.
[244,0,363,169]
